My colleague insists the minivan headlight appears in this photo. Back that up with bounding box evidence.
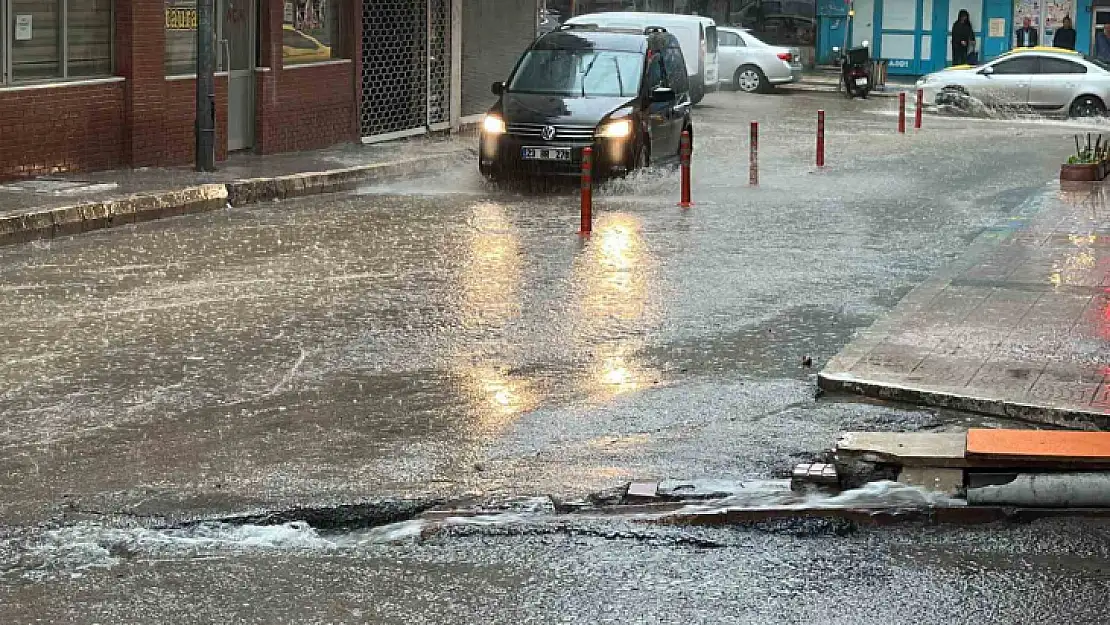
[598,119,632,139]
[482,114,506,135]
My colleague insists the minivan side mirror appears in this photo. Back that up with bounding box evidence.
[651,86,676,102]
[978,65,994,76]
[491,81,505,95]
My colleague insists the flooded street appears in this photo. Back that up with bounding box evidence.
[3,90,1110,622]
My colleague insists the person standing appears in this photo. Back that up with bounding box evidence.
[951,10,975,65]
[1015,17,1039,47]
[1054,16,1077,50]
[1097,23,1110,62]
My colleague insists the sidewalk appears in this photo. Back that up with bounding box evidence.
[778,70,916,98]
[820,180,1110,429]
[0,135,471,244]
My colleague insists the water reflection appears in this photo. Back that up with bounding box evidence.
[457,201,522,328]
[449,201,534,437]
[570,214,660,400]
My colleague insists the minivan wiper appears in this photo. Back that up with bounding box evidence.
[612,57,624,95]
[580,54,600,97]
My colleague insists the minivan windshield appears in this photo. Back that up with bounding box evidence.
[509,49,644,97]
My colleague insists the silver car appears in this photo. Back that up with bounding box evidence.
[916,48,1110,117]
[716,26,802,93]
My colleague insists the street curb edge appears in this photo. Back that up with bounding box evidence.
[0,151,465,247]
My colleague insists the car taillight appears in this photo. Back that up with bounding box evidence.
[777,52,792,62]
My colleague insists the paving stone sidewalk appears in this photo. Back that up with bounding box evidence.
[0,135,472,244]
[820,181,1110,429]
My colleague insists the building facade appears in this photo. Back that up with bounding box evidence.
[0,0,538,180]
[817,0,1106,74]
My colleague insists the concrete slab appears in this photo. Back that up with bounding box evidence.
[820,181,1110,429]
[836,431,968,468]
[898,467,965,496]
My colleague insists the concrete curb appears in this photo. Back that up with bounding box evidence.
[0,184,228,247]
[0,151,465,247]
[780,81,904,98]
[640,504,1110,527]
[819,372,1110,431]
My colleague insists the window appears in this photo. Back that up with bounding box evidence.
[508,49,643,98]
[704,25,717,53]
[663,46,689,92]
[165,0,203,76]
[282,0,350,66]
[2,0,112,84]
[1039,57,1086,74]
[991,56,1038,75]
[646,52,665,90]
[718,30,743,48]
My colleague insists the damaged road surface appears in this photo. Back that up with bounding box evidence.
[2,92,1110,622]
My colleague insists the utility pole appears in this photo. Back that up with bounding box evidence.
[195,0,216,172]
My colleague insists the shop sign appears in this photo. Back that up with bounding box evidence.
[888,59,910,68]
[166,7,198,30]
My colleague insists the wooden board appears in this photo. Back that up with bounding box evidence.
[966,429,1110,463]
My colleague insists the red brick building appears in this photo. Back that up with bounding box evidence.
[0,0,539,180]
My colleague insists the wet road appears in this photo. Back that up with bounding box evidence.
[3,90,1110,621]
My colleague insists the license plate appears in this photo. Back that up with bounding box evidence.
[854,77,868,86]
[521,147,571,161]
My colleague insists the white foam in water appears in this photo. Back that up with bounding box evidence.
[11,521,338,581]
[668,480,964,519]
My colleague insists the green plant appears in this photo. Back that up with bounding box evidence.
[1070,133,1109,164]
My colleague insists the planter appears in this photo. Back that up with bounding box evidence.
[1060,162,1102,182]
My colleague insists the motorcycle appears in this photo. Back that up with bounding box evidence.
[832,41,872,99]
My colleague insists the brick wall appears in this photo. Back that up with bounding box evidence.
[158,78,230,166]
[0,0,358,181]
[255,0,358,154]
[0,82,126,179]
[257,64,356,154]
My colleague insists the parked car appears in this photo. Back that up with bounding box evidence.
[564,12,718,104]
[916,46,1110,117]
[479,25,694,181]
[282,23,332,64]
[716,26,802,93]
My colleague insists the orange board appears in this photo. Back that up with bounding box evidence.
[966,429,1110,461]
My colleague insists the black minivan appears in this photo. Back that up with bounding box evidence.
[479,25,694,181]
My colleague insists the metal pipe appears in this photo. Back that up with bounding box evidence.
[195,0,216,172]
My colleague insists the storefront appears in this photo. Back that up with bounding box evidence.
[817,0,1098,75]
[0,0,540,181]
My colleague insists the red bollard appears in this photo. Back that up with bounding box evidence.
[816,110,825,168]
[749,121,759,186]
[898,92,906,134]
[915,88,923,129]
[678,130,692,208]
[580,147,593,234]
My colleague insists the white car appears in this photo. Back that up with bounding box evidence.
[916,47,1110,117]
[716,26,802,93]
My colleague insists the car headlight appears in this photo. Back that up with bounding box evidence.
[598,119,633,139]
[482,114,506,135]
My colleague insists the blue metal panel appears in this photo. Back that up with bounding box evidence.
[928,0,950,73]
[982,0,1011,60]
[817,15,850,63]
[1076,0,1093,55]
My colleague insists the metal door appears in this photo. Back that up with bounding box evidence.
[360,0,452,142]
[222,0,256,151]
[851,0,875,48]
